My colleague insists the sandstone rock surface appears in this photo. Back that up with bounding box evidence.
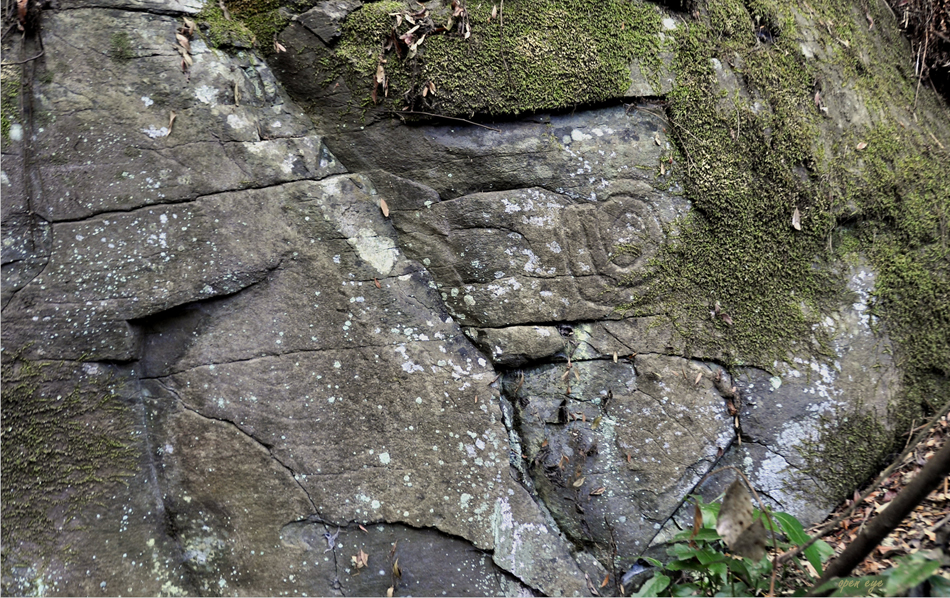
[3,0,944,596]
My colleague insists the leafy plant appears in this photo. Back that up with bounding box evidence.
[631,491,834,597]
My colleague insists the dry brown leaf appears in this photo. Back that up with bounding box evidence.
[183,17,196,35]
[613,352,618,363]
[717,480,754,547]
[182,52,193,67]
[176,33,191,53]
[601,574,610,588]
[792,206,802,230]
[590,486,606,496]
[380,198,390,218]
[690,500,703,541]
[387,586,394,598]
[352,548,369,569]
[359,524,368,532]
[856,141,868,150]
[591,415,602,430]
[653,133,661,146]
[393,558,402,579]
[376,64,386,84]
[275,41,287,53]
[491,4,497,19]
[541,438,548,448]
[716,479,768,561]
[167,111,177,136]
[573,476,586,488]
[694,372,703,386]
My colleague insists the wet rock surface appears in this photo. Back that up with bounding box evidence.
[0,1,922,596]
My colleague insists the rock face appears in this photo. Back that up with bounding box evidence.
[2,0,944,596]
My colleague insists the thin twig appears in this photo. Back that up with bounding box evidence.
[392,110,501,132]
[913,4,934,113]
[1,48,43,65]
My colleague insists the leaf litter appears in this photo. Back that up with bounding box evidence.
[812,413,950,577]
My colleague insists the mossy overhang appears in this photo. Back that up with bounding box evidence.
[273,0,673,120]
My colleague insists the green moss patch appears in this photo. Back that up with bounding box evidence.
[798,405,893,501]
[620,0,949,383]
[335,0,667,116]
[109,31,135,61]
[1,63,19,140]
[1,355,137,570]
[619,4,840,367]
[198,0,289,52]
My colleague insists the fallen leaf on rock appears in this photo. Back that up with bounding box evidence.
[792,207,802,230]
[274,41,287,53]
[374,277,381,288]
[359,524,368,532]
[591,415,602,430]
[491,4,497,19]
[393,558,402,579]
[182,17,196,36]
[167,111,176,135]
[387,586,394,597]
[352,548,369,569]
[586,573,601,596]
[694,372,703,386]
[573,476,586,488]
[380,198,390,217]
[856,141,868,150]
[601,574,610,588]
[613,352,618,363]
[176,33,190,53]
[590,487,606,496]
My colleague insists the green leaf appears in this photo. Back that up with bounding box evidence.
[643,556,664,568]
[670,543,704,560]
[697,497,721,528]
[773,511,829,576]
[928,573,950,596]
[883,554,942,595]
[664,558,706,572]
[693,547,725,565]
[671,582,702,597]
[634,573,671,597]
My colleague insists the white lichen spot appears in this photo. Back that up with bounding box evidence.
[378,452,391,465]
[194,85,218,105]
